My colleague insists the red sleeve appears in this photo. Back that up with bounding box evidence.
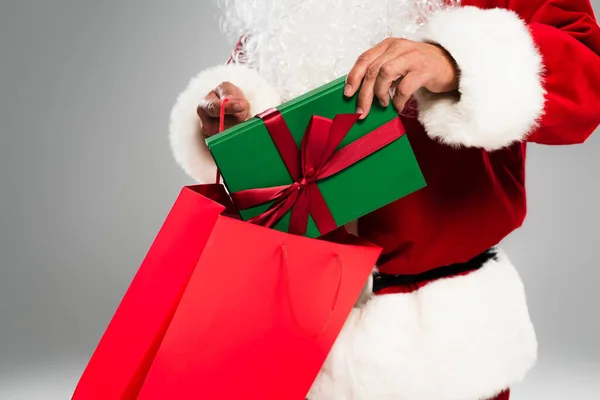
[415,1,599,151]
[511,0,600,145]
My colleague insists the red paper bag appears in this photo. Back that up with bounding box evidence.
[73,184,381,400]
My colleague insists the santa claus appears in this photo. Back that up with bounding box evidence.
[168,0,600,399]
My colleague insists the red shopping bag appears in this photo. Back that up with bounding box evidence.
[73,184,381,400]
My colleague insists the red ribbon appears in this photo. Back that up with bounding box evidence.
[232,108,406,235]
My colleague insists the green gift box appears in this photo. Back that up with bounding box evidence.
[206,76,426,238]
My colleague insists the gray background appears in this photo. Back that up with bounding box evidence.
[0,0,598,399]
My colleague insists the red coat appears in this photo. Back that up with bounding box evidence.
[166,1,599,398]
[170,0,600,275]
[360,0,600,274]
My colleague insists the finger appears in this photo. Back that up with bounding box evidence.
[197,93,249,133]
[229,98,250,116]
[392,72,429,113]
[221,98,249,115]
[356,51,399,120]
[202,123,219,137]
[214,81,244,100]
[196,102,212,125]
[197,107,219,137]
[198,91,222,118]
[223,114,246,128]
[214,82,250,116]
[355,71,375,120]
[198,111,245,137]
[198,98,246,119]
[373,57,412,107]
[388,76,403,100]
[345,40,391,97]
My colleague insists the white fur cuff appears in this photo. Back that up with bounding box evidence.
[414,6,546,151]
[169,64,282,183]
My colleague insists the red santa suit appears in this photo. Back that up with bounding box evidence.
[168,0,600,399]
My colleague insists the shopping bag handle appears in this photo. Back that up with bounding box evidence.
[280,244,343,339]
[214,98,230,184]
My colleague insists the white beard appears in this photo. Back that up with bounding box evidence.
[217,0,458,100]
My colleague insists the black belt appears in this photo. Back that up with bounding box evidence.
[372,248,498,293]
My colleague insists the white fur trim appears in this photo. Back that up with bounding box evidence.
[169,64,282,183]
[308,249,537,400]
[414,6,546,151]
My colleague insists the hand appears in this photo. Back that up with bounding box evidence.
[345,38,459,119]
[197,82,250,137]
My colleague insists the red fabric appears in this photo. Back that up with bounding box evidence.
[359,0,600,275]
[228,0,600,275]
[491,390,511,400]
[232,109,406,235]
[73,185,382,400]
[505,0,600,145]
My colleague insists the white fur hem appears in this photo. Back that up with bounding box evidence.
[308,249,537,400]
[414,6,546,151]
[169,64,282,183]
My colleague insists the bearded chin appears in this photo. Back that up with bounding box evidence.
[216,0,457,100]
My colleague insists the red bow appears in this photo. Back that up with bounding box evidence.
[232,108,405,236]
